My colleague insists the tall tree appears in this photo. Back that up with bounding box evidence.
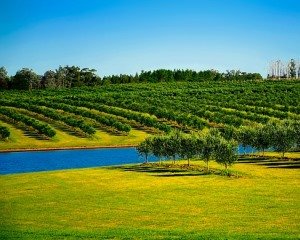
[11,68,40,90]
[289,59,297,78]
[0,67,9,89]
[42,70,57,89]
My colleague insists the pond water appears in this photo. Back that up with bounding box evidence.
[0,145,255,175]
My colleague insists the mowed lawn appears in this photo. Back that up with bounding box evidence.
[0,159,299,239]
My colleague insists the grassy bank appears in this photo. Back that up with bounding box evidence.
[1,159,299,239]
[0,120,149,151]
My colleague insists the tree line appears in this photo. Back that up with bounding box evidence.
[236,121,300,157]
[0,66,263,90]
[102,69,262,84]
[268,59,300,79]
[137,120,300,169]
[137,129,238,171]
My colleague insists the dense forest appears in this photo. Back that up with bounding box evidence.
[0,66,263,90]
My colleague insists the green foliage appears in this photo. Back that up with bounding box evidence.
[267,120,297,157]
[0,125,10,139]
[137,129,239,170]
[0,107,56,137]
[201,130,220,170]
[11,68,40,90]
[214,139,238,170]
[237,126,256,154]
[252,124,272,155]
[3,66,263,90]
[0,66,10,90]
[0,100,96,135]
[136,138,152,163]
[0,80,299,152]
[104,69,262,85]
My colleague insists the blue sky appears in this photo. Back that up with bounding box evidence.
[1,0,299,77]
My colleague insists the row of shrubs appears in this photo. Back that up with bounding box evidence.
[0,107,56,138]
[62,97,172,133]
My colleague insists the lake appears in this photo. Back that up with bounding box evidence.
[0,145,255,175]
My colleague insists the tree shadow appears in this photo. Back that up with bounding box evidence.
[238,156,300,169]
[109,164,212,177]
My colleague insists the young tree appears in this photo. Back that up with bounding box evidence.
[164,130,182,164]
[290,121,300,148]
[214,139,238,170]
[252,124,272,156]
[151,136,165,164]
[237,126,256,155]
[201,130,220,171]
[179,134,197,166]
[136,138,152,163]
[271,121,296,158]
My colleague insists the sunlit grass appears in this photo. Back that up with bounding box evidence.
[1,159,299,239]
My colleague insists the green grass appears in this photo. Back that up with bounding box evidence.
[1,159,299,239]
[0,120,149,151]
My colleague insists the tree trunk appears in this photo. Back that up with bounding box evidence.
[188,158,190,166]
[206,161,209,172]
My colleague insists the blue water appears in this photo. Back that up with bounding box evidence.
[0,147,155,175]
[0,145,256,175]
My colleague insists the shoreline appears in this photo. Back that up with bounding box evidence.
[0,144,137,153]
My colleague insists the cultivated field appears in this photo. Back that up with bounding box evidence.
[1,80,299,151]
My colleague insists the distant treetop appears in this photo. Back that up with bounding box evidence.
[0,66,264,90]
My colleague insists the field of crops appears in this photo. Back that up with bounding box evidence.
[0,80,300,149]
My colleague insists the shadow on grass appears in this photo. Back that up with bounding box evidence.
[108,164,238,178]
[238,156,300,169]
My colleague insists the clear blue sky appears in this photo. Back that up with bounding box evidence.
[1,0,299,77]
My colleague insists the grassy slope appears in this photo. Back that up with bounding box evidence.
[1,161,299,239]
[0,120,149,151]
